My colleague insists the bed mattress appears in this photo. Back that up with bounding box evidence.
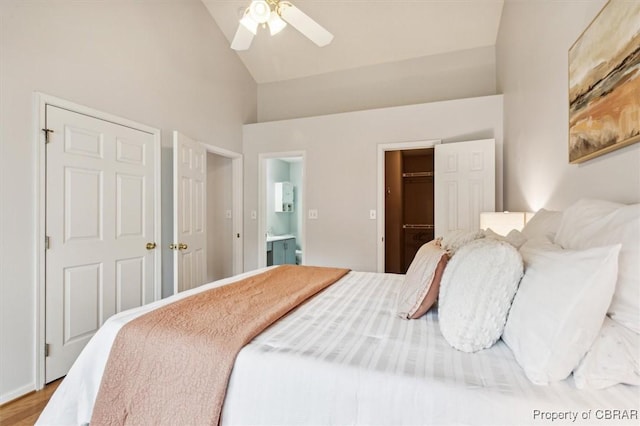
[38,269,639,425]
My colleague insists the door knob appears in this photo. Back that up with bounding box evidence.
[146,242,157,250]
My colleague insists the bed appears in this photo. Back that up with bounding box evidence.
[37,199,640,425]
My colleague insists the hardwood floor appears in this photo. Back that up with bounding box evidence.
[0,379,62,426]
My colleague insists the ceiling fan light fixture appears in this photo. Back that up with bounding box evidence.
[267,11,287,35]
[231,23,255,50]
[278,1,333,47]
[230,0,333,50]
[239,9,258,35]
[249,0,271,24]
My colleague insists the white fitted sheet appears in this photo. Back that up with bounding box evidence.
[38,270,639,426]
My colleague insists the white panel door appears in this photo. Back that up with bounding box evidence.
[45,105,157,382]
[434,139,495,237]
[173,131,207,293]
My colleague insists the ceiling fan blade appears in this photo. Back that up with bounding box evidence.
[278,2,333,47]
[231,23,255,51]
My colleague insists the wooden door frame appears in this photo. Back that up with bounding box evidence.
[34,93,162,389]
[257,151,306,268]
[376,139,441,273]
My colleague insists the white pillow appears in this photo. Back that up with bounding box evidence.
[438,239,523,353]
[397,241,448,319]
[573,317,640,389]
[502,239,621,385]
[521,208,562,240]
[554,199,640,333]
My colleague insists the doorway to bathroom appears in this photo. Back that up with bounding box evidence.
[258,152,305,268]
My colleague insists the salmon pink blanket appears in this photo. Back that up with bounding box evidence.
[91,265,349,425]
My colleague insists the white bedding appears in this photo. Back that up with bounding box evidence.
[38,269,639,425]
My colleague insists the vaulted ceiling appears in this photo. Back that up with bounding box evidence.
[202,0,504,84]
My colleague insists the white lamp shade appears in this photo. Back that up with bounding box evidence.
[480,212,527,236]
[249,0,271,24]
[268,11,287,35]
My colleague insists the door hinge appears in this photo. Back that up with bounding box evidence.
[45,236,50,250]
[45,343,50,357]
[42,128,54,144]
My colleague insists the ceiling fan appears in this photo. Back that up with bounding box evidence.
[231,0,334,50]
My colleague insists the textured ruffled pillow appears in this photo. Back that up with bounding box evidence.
[397,241,448,319]
[439,229,484,255]
[438,239,523,352]
[484,228,527,249]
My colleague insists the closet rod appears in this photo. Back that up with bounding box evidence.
[402,172,434,178]
[402,224,435,230]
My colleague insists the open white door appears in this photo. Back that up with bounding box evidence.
[45,105,158,382]
[434,139,496,236]
[173,131,207,293]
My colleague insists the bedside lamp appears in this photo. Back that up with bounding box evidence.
[480,211,528,236]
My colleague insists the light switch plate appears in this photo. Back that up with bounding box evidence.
[308,209,318,219]
[225,210,232,219]
[369,210,377,220]
[251,210,257,220]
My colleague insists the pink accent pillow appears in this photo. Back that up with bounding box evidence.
[397,241,449,319]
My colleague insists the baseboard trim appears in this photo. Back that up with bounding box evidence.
[0,383,35,406]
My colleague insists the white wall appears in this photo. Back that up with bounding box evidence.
[243,95,504,272]
[0,0,256,403]
[496,0,640,211]
[258,46,496,122]
[207,153,233,282]
[289,161,303,251]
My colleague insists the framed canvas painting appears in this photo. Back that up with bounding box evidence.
[568,0,640,164]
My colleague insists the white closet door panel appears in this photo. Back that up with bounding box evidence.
[45,105,157,383]
[116,257,145,312]
[116,173,145,238]
[116,137,146,165]
[435,139,495,237]
[64,167,103,242]
[63,263,102,344]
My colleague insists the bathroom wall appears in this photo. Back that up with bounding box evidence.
[266,159,292,236]
[266,159,302,249]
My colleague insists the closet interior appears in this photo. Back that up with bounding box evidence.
[384,148,435,273]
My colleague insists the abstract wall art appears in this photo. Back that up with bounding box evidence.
[569,0,640,163]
